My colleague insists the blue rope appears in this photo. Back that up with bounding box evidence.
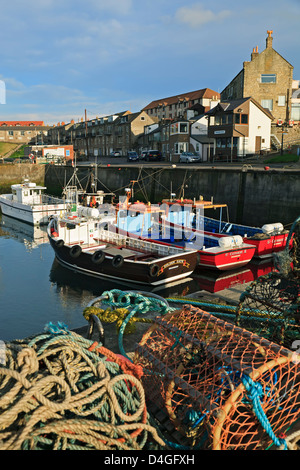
[242,374,287,450]
[44,321,69,335]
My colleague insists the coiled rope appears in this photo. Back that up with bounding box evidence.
[84,289,172,361]
[0,322,165,450]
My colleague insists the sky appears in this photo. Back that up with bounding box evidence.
[0,0,299,125]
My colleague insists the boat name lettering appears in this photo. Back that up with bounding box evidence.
[158,259,190,275]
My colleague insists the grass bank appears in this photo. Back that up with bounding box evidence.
[0,142,20,157]
[264,153,299,163]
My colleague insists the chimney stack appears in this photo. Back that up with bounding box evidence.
[251,46,259,60]
[266,30,273,48]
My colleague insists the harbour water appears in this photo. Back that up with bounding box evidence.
[0,213,275,343]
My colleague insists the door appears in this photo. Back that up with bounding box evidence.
[255,136,262,154]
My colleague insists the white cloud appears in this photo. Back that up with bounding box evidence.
[175,3,231,28]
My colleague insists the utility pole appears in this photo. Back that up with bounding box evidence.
[85,109,89,158]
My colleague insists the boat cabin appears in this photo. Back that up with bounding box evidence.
[11,182,47,205]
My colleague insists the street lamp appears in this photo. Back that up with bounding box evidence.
[280,122,288,155]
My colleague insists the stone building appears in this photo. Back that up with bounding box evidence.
[0,121,50,144]
[207,97,273,160]
[49,111,158,157]
[142,88,220,121]
[221,31,294,124]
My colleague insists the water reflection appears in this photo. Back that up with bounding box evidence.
[0,215,48,250]
[193,258,275,293]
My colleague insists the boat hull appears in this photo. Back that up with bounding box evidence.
[202,216,288,258]
[48,236,198,286]
[0,196,65,226]
[196,246,256,271]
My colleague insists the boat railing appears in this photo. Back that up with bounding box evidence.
[41,194,66,206]
[99,229,185,256]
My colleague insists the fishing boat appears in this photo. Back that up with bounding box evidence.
[0,179,69,226]
[47,210,199,286]
[161,197,289,258]
[113,202,256,271]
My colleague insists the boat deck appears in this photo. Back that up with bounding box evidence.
[78,240,161,262]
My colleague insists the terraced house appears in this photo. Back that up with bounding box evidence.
[142,88,220,120]
[0,121,50,144]
[49,111,157,158]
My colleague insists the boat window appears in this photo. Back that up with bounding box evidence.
[66,223,76,230]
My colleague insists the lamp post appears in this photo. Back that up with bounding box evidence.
[280,122,288,155]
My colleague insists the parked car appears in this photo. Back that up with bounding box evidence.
[110,151,121,157]
[139,151,148,160]
[145,150,163,161]
[179,152,201,163]
[127,151,139,162]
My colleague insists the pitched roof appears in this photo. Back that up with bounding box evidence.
[206,97,274,119]
[142,88,220,111]
[0,120,44,126]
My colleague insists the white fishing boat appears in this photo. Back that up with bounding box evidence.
[0,179,69,226]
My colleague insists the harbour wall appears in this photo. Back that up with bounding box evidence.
[0,163,299,226]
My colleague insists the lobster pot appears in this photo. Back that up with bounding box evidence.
[134,305,300,450]
[236,271,300,347]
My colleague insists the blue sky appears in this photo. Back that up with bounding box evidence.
[0,0,299,125]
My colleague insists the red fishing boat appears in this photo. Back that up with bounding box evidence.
[161,197,289,258]
[113,202,256,271]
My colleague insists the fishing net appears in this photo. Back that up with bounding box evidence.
[0,323,165,450]
[134,304,300,450]
[235,217,300,349]
[235,272,300,348]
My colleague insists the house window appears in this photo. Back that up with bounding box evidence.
[291,103,300,121]
[261,74,276,83]
[241,114,248,124]
[216,138,226,148]
[8,130,13,136]
[174,142,188,153]
[179,123,188,133]
[261,99,273,111]
[170,122,189,135]
[278,95,286,107]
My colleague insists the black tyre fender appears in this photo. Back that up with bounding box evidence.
[91,250,105,264]
[149,263,159,277]
[56,239,64,248]
[112,254,124,268]
[69,244,82,258]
